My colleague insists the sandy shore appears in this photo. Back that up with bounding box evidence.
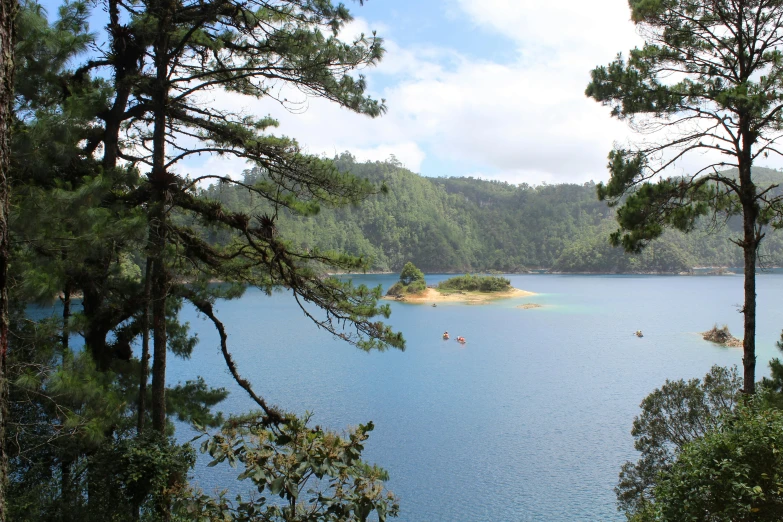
[383,287,535,304]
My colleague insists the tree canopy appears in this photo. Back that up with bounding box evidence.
[616,366,741,518]
[4,0,404,519]
[399,261,425,286]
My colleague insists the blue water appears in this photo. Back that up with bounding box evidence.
[168,274,783,521]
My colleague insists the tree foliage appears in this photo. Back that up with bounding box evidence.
[638,402,783,522]
[617,366,741,518]
[587,0,783,392]
[399,262,425,286]
[178,413,398,522]
[6,0,403,519]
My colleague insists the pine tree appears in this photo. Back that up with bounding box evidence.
[9,5,227,518]
[101,0,405,432]
[587,0,783,393]
[0,0,14,511]
[10,1,404,518]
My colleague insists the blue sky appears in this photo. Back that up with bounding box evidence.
[353,1,519,65]
[44,0,753,184]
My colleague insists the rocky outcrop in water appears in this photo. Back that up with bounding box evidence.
[702,325,742,347]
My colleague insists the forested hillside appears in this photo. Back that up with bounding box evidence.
[198,154,783,273]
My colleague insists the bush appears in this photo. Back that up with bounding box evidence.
[437,274,511,293]
[385,279,425,296]
[385,282,405,297]
[407,279,426,294]
[651,402,783,522]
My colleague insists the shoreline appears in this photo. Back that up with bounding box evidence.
[382,287,535,304]
[331,268,768,276]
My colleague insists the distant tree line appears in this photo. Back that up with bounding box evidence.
[201,155,783,274]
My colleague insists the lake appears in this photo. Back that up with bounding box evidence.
[169,273,783,521]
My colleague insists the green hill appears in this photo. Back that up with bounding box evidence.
[197,154,783,274]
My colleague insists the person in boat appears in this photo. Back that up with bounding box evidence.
[635,330,643,338]
[443,331,449,339]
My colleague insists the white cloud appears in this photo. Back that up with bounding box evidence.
[454,0,641,61]
[343,142,426,171]
[381,55,632,182]
[174,153,253,181]
[178,4,718,185]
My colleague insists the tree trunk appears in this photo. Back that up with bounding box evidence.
[148,5,173,518]
[739,153,758,394]
[137,257,152,434]
[60,282,72,517]
[80,275,113,370]
[103,0,137,171]
[742,260,756,395]
[60,459,72,520]
[149,0,173,438]
[741,207,758,394]
[149,195,167,436]
[81,292,113,372]
[0,0,14,515]
[61,280,71,350]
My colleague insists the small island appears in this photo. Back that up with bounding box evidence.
[384,263,534,304]
[702,324,742,347]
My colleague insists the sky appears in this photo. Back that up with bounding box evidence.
[40,0,733,184]
[191,0,645,184]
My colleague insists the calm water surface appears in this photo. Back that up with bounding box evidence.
[169,274,783,521]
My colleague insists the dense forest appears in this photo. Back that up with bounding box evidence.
[199,154,783,274]
[3,1,403,520]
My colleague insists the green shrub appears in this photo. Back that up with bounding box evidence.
[386,279,425,296]
[386,282,405,296]
[407,279,426,293]
[651,403,783,522]
[437,274,511,293]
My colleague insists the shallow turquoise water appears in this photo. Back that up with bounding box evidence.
[169,274,783,521]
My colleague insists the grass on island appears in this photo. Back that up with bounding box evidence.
[436,274,511,294]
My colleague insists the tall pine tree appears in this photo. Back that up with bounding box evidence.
[0,0,14,511]
[587,0,783,393]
